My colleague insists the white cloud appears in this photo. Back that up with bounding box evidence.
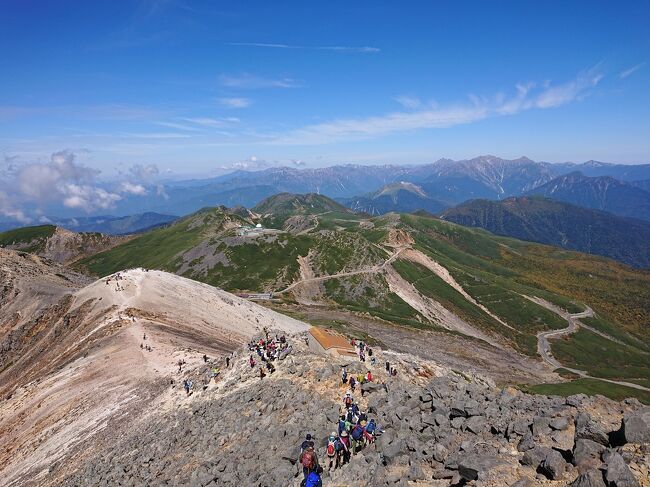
[0,150,161,217]
[534,68,602,108]
[128,163,160,181]
[270,67,604,145]
[154,121,203,132]
[317,46,380,53]
[217,97,252,108]
[156,184,169,200]
[228,42,380,53]
[619,62,645,79]
[181,117,240,127]
[119,181,147,195]
[0,189,31,223]
[62,184,122,209]
[219,73,301,89]
[394,95,422,109]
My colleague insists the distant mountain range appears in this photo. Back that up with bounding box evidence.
[440,197,650,268]
[3,155,650,228]
[525,172,650,221]
[0,212,177,234]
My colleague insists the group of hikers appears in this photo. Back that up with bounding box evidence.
[341,367,375,396]
[351,339,376,366]
[140,333,153,352]
[105,272,126,292]
[248,328,292,380]
[297,382,382,486]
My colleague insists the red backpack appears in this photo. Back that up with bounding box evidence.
[301,449,315,469]
[326,440,336,457]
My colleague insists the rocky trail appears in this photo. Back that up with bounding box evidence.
[57,331,650,487]
[2,248,650,486]
[0,261,309,487]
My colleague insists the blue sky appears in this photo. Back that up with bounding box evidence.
[1,0,649,177]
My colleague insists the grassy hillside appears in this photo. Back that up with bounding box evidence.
[398,213,650,341]
[439,196,650,268]
[76,199,650,399]
[253,192,352,217]
[0,225,57,252]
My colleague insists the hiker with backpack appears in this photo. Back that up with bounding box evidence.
[300,433,315,453]
[338,430,351,465]
[303,466,322,487]
[349,376,356,391]
[341,367,347,384]
[350,423,364,454]
[343,391,354,409]
[365,418,377,442]
[326,432,338,471]
[338,414,347,435]
[299,445,318,480]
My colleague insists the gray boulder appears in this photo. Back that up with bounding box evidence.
[432,443,448,463]
[381,438,405,462]
[361,381,382,394]
[603,451,639,487]
[573,439,605,470]
[566,394,589,407]
[569,469,607,487]
[465,415,487,435]
[532,416,552,436]
[576,413,609,446]
[520,446,551,468]
[508,419,531,438]
[517,433,537,452]
[451,417,465,430]
[622,407,650,444]
[457,454,502,481]
[539,449,566,480]
[550,417,569,431]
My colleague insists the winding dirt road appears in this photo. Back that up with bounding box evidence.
[531,296,650,392]
[277,246,407,293]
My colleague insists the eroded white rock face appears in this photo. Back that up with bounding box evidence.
[0,258,309,487]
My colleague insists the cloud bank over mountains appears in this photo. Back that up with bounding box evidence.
[0,151,160,223]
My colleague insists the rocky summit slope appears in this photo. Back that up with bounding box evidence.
[1,248,649,486]
[58,333,649,487]
[0,251,307,487]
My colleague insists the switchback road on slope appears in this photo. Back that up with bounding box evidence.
[277,246,407,294]
[529,296,650,393]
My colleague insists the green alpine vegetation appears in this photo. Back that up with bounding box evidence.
[73,193,649,398]
[439,196,650,268]
[0,225,57,253]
